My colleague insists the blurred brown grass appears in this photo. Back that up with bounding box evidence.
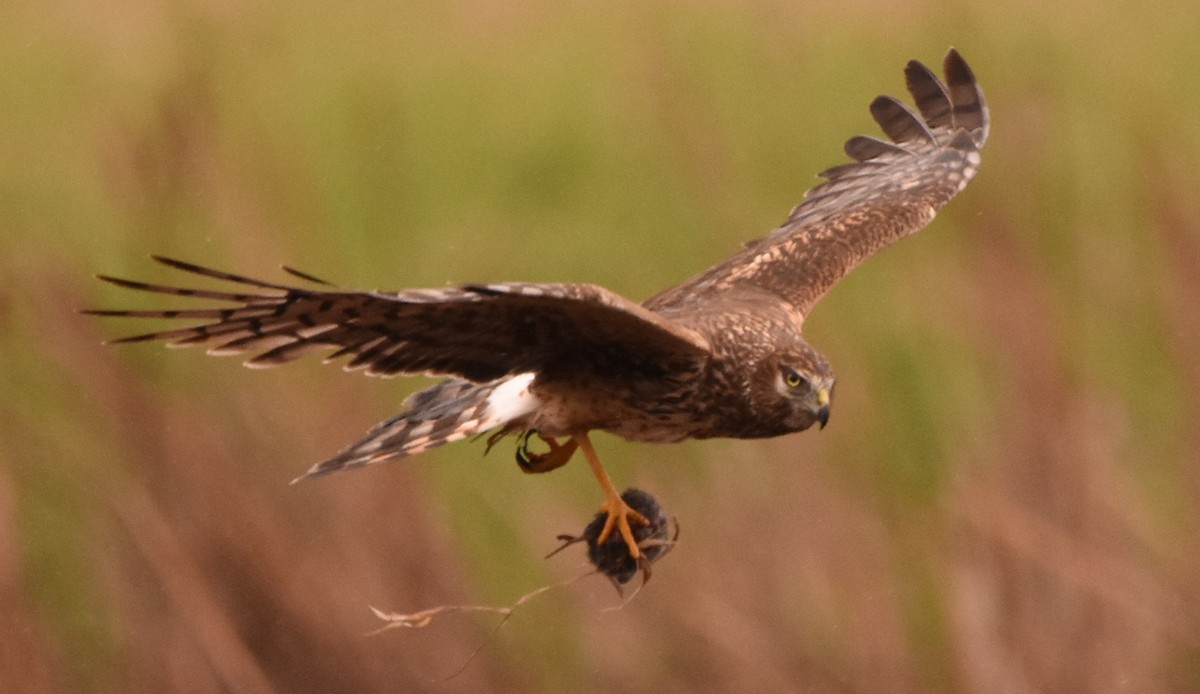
[3,0,1200,691]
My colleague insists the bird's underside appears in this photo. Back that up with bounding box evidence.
[86,49,988,559]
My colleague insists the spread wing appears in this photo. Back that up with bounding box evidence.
[646,49,988,318]
[86,256,710,383]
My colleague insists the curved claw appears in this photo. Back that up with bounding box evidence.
[515,431,578,474]
[515,430,538,469]
[596,497,650,559]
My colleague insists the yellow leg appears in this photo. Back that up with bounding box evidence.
[574,433,649,559]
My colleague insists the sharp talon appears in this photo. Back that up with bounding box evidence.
[551,488,678,587]
[596,499,651,559]
[637,554,653,584]
[515,431,577,474]
[515,430,538,470]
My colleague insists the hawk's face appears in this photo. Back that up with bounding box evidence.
[759,343,835,435]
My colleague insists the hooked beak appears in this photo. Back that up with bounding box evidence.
[816,388,831,429]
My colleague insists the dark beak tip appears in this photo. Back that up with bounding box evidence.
[817,407,831,430]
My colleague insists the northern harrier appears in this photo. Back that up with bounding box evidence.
[88,50,988,559]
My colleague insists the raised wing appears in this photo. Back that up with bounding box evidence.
[86,256,710,383]
[646,49,988,318]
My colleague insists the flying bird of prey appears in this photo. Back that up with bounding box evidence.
[87,50,988,560]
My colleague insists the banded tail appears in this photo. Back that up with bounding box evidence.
[294,373,540,481]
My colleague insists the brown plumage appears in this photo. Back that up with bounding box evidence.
[87,50,988,559]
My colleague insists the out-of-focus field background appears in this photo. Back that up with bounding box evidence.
[3,0,1199,691]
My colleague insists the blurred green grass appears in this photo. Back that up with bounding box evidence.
[3,0,1200,691]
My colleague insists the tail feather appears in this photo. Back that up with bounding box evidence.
[293,373,539,482]
[401,377,479,415]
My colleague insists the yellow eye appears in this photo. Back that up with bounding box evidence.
[783,369,806,389]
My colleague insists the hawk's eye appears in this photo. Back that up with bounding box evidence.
[782,368,807,390]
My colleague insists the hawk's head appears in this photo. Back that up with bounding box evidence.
[757,342,835,435]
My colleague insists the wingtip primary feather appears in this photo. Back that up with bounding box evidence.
[105,332,164,345]
[150,255,215,276]
[95,274,148,290]
[152,255,299,291]
[282,265,336,286]
[942,48,989,146]
[869,95,935,145]
[903,59,952,129]
[843,135,911,162]
[91,271,263,303]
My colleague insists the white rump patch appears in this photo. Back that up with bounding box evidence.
[484,372,540,424]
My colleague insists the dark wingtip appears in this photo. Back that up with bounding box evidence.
[843,135,909,162]
[80,308,125,317]
[942,48,975,87]
[105,333,159,345]
[282,265,336,287]
[152,255,203,273]
[903,57,952,129]
[941,48,989,146]
[95,273,133,287]
[869,95,935,145]
[903,59,938,89]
